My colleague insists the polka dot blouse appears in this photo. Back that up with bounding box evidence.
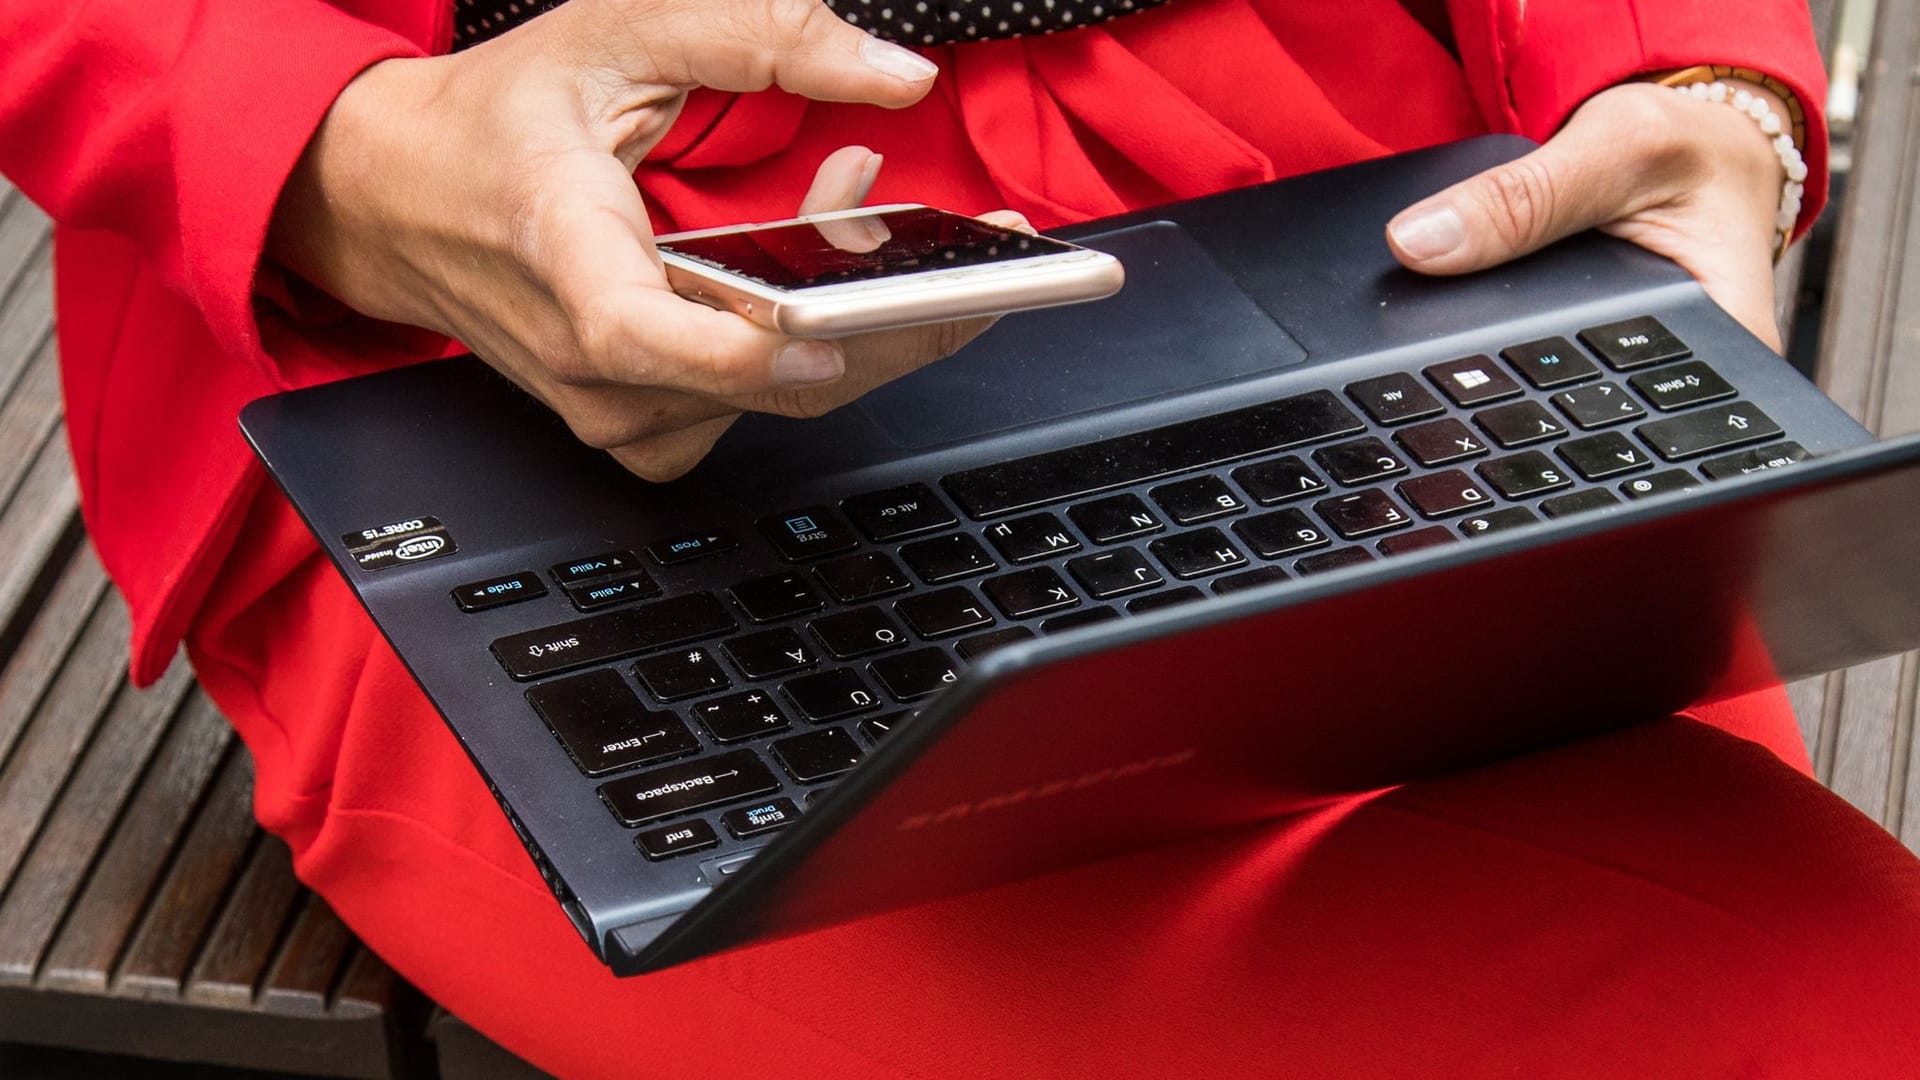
[453,0,1174,51]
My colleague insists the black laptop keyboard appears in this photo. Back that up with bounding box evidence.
[466,314,1811,864]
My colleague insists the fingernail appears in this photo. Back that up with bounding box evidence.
[861,36,938,82]
[855,152,884,203]
[1389,205,1466,261]
[773,340,845,385]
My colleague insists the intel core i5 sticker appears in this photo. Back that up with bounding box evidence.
[343,516,456,570]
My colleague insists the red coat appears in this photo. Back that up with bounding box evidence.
[0,0,1828,684]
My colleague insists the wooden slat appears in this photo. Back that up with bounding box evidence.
[260,894,359,1017]
[0,591,128,895]
[0,192,50,318]
[114,745,260,1000]
[0,657,194,984]
[183,836,306,1008]
[0,546,108,772]
[331,947,404,1022]
[38,690,234,993]
[0,427,83,650]
[0,336,62,509]
[0,240,53,401]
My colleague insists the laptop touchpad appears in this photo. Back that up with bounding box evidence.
[855,221,1307,449]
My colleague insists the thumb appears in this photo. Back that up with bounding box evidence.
[573,0,938,108]
[1387,122,1647,275]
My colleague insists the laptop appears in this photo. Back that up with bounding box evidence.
[240,135,1920,974]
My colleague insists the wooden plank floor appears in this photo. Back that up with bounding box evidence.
[0,172,420,1078]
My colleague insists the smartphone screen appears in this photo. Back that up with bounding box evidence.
[657,207,1082,291]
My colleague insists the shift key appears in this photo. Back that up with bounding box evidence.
[598,750,781,827]
[491,592,735,680]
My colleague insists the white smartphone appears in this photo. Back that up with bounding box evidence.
[654,204,1124,338]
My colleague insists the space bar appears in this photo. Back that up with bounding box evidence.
[941,390,1364,519]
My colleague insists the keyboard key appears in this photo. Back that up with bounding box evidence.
[1502,336,1599,388]
[632,646,731,702]
[525,670,702,776]
[635,818,719,861]
[771,727,865,783]
[1231,457,1327,505]
[942,390,1364,518]
[1233,509,1331,559]
[1395,418,1489,467]
[1550,381,1646,429]
[1459,506,1539,537]
[1211,566,1290,594]
[1042,608,1123,633]
[895,587,995,637]
[1346,372,1444,425]
[1150,475,1247,525]
[984,513,1081,563]
[1314,490,1413,539]
[1557,432,1653,481]
[722,627,818,679]
[899,533,997,583]
[809,607,910,659]
[1476,452,1573,500]
[1127,587,1205,614]
[1539,489,1622,518]
[551,550,644,588]
[1296,548,1373,575]
[729,572,825,623]
[452,570,546,613]
[1396,470,1494,519]
[1636,402,1783,461]
[1424,356,1523,406]
[982,566,1080,618]
[646,530,737,566]
[564,570,663,613]
[1377,526,1457,555]
[1578,315,1690,370]
[759,506,860,561]
[722,798,801,838]
[956,627,1037,660]
[491,593,736,681]
[1621,470,1702,500]
[841,483,958,541]
[870,647,960,701]
[782,668,883,721]
[858,712,912,743]
[1313,438,1409,486]
[1700,441,1809,480]
[814,551,910,604]
[1066,548,1165,598]
[1149,528,1249,579]
[1069,493,1165,543]
[691,691,791,743]
[1628,361,1738,412]
[598,749,780,827]
[1475,400,1568,448]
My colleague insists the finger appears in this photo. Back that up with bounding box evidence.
[530,158,848,395]
[607,413,743,482]
[1387,89,1681,275]
[739,315,997,418]
[799,146,883,215]
[976,209,1035,235]
[573,0,938,109]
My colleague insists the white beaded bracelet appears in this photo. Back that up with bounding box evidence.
[1671,79,1809,257]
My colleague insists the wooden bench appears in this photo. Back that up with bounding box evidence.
[1,2,1913,1074]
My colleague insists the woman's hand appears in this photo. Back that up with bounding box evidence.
[268,0,1014,480]
[1387,82,1791,351]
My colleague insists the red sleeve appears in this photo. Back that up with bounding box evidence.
[1444,0,1831,239]
[0,0,428,371]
